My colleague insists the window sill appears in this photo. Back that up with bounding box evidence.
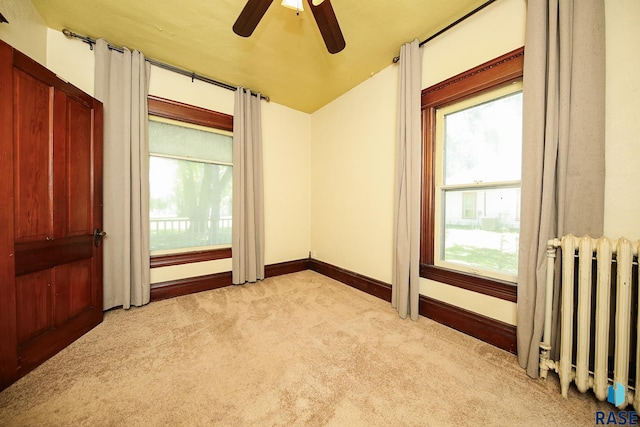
[419,263,516,303]
[150,247,232,268]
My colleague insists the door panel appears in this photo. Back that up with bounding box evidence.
[54,260,92,324]
[66,97,93,236]
[52,90,69,237]
[13,69,52,242]
[15,269,53,345]
[0,40,104,389]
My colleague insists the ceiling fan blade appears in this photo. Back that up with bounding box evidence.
[306,0,346,54]
[233,0,274,37]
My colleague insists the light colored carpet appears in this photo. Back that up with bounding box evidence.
[0,270,611,426]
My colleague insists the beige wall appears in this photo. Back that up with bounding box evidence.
[46,29,95,96]
[420,0,525,88]
[310,0,640,326]
[604,0,640,239]
[311,0,525,325]
[0,0,47,64]
[310,65,397,282]
[45,29,311,285]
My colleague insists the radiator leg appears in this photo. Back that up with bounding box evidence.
[539,343,555,379]
[540,240,558,381]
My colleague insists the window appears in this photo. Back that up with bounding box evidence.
[435,85,522,281]
[148,96,233,267]
[421,47,524,300]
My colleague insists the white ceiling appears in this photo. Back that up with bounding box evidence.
[31,0,490,113]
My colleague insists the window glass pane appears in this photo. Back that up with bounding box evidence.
[441,187,520,277]
[149,120,232,163]
[149,156,232,251]
[443,92,522,185]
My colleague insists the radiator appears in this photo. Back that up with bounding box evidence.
[539,235,640,409]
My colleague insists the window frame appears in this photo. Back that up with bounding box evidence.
[420,47,524,302]
[433,84,523,282]
[148,95,233,268]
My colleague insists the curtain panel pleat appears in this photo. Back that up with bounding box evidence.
[392,39,421,321]
[517,0,605,378]
[95,39,151,310]
[232,88,265,284]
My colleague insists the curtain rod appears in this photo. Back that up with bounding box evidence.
[392,0,497,63]
[61,29,269,102]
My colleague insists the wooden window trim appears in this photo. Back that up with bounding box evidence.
[148,95,233,132]
[148,95,233,267]
[420,47,524,302]
[150,248,232,268]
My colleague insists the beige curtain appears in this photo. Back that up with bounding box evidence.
[517,0,605,377]
[392,39,421,321]
[232,88,265,284]
[95,39,151,310]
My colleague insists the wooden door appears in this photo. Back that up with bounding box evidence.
[0,40,104,389]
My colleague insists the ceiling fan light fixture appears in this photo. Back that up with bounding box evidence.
[235,0,344,54]
[281,0,304,12]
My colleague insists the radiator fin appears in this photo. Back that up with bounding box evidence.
[593,237,612,401]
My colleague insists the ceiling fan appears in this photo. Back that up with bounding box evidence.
[233,0,346,54]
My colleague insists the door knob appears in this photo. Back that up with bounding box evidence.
[93,228,107,247]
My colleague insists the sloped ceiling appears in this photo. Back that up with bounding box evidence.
[31,0,490,113]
